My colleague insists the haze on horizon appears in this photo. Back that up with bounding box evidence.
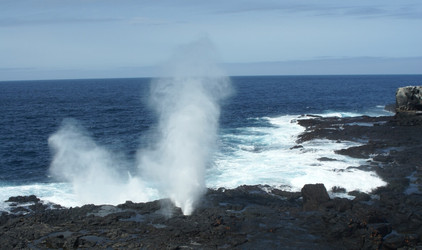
[1,0,421,81]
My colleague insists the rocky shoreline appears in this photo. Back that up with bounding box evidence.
[1,112,421,249]
[0,108,422,249]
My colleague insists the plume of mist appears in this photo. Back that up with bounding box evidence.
[47,38,231,216]
[138,38,232,215]
[48,119,157,205]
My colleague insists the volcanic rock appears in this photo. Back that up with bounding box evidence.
[6,195,40,204]
[395,86,422,125]
[396,86,422,111]
[301,183,330,211]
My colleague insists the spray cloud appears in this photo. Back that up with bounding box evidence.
[139,38,232,215]
[48,119,157,205]
[48,38,231,215]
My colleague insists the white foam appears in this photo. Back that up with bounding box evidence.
[319,105,392,118]
[0,183,75,212]
[47,120,162,208]
[0,181,162,213]
[206,115,386,193]
[319,112,362,118]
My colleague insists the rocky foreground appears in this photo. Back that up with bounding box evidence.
[1,113,422,249]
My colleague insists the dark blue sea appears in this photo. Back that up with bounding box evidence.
[1,75,421,210]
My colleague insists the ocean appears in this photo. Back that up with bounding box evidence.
[1,75,421,212]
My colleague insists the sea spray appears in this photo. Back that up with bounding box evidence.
[138,38,232,215]
[48,119,157,206]
[47,38,231,215]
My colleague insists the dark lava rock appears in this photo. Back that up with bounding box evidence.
[318,157,338,162]
[348,191,371,202]
[301,183,330,211]
[10,207,30,214]
[331,186,346,193]
[394,110,422,125]
[383,233,405,249]
[330,198,352,212]
[290,144,304,150]
[6,195,40,204]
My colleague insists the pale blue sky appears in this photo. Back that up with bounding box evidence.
[1,0,421,80]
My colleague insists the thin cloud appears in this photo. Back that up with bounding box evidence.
[0,16,178,27]
[215,2,422,20]
[387,5,422,19]
[0,67,36,71]
[127,17,181,26]
[0,17,121,27]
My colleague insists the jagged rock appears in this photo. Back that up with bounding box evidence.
[331,186,346,193]
[367,223,392,238]
[395,86,422,125]
[332,198,352,212]
[348,191,371,202]
[301,183,330,211]
[396,86,422,111]
[394,110,422,125]
[6,195,40,204]
[383,233,405,249]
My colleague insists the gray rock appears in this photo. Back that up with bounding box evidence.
[396,86,422,111]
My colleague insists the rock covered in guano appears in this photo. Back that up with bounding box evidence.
[396,86,422,111]
[395,86,422,125]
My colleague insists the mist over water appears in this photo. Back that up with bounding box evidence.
[138,38,232,215]
[48,38,231,215]
[48,119,157,205]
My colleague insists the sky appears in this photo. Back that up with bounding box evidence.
[1,0,421,80]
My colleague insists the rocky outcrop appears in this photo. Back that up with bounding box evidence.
[301,183,330,211]
[396,86,422,111]
[395,86,422,125]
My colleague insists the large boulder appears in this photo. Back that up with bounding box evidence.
[301,183,330,211]
[395,86,422,125]
[396,86,422,111]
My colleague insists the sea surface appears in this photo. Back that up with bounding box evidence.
[1,75,421,211]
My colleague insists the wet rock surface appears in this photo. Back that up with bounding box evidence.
[1,114,422,249]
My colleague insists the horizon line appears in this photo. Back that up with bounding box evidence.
[1,73,422,83]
